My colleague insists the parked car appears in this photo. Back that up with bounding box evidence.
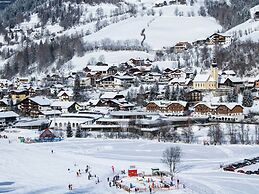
[237,169,245,173]
[245,170,253,175]
[223,166,235,172]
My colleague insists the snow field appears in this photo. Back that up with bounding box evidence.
[1,129,259,194]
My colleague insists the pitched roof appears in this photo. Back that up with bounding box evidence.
[57,90,73,97]
[29,96,52,106]
[193,73,211,82]
[87,65,110,72]
[51,101,76,109]
[100,92,124,99]
[149,100,188,107]
[0,111,19,118]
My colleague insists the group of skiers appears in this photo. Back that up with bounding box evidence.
[67,164,102,191]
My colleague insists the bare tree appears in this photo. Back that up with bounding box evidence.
[161,146,182,174]
[227,123,238,144]
[181,126,194,143]
[255,126,259,144]
[207,123,224,145]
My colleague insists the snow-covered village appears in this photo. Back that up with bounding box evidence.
[0,0,259,194]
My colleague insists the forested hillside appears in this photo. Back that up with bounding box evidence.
[0,0,258,78]
[205,0,259,30]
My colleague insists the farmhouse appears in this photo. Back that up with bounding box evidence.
[172,42,191,53]
[207,33,231,45]
[194,102,244,122]
[57,90,73,101]
[18,96,52,118]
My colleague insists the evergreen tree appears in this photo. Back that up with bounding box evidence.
[227,88,238,102]
[75,126,82,138]
[126,91,132,102]
[164,85,171,100]
[242,89,253,107]
[149,86,157,101]
[170,87,177,101]
[66,122,73,138]
[139,85,145,94]
[133,77,140,87]
[73,74,82,101]
[153,81,159,93]
[178,88,186,101]
[137,85,145,106]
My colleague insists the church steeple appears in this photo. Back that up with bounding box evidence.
[210,58,219,87]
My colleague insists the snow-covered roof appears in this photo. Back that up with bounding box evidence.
[212,103,243,110]
[51,101,76,109]
[0,98,9,105]
[14,119,48,127]
[195,102,243,110]
[109,111,153,117]
[150,100,188,107]
[87,65,110,72]
[100,92,124,99]
[29,96,52,106]
[40,110,62,115]
[169,76,186,84]
[50,117,93,123]
[61,113,102,120]
[219,76,243,84]
[250,5,259,17]
[57,90,73,97]
[0,111,19,118]
[85,99,101,106]
[222,70,236,75]
[80,124,121,129]
[114,75,134,80]
[193,73,210,82]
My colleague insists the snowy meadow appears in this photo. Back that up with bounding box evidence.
[1,130,259,194]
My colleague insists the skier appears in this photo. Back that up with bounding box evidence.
[112,165,115,173]
[51,150,53,154]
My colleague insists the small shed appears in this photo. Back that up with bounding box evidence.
[128,165,137,177]
[39,128,56,139]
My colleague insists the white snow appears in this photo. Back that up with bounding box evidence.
[85,15,222,49]
[0,129,259,194]
[63,50,153,71]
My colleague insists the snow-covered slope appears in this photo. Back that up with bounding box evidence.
[0,0,225,74]
[85,15,221,49]
[0,130,259,194]
[226,5,259,42]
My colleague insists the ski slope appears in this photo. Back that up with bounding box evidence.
[85,15,222,49]
[0,129,259,194]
